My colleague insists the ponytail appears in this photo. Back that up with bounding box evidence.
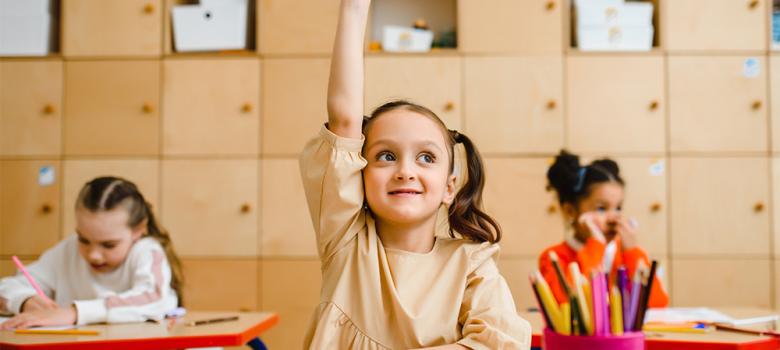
[447,131,502,243]
[76,177,184,306]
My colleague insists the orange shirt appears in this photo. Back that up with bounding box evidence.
[539,238,669,308]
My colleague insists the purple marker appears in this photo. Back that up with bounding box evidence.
[618,267,630,332]
[601,271,611,335]
[626,276,642,331]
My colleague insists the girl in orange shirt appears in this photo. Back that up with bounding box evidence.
[539,150,669,308]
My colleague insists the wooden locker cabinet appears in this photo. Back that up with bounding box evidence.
[774,158,780,257]
[365,55,462,130]
[496,259,542,313]
[61,159,160,240]
[258,0,340,54]
[673,259,770,308]
[669,56,768,153]
[261,259,321,350]
[664,0,766,52]
[0,60,62,157]
[181,259,258,311]
[482,158,563,257]
[567,56,666,154]
[0,160,60,255]
[161,159,258,257]
[162,58,260,156]
[464,56,564,154]
[670,157,769,256]
[459,0,563,53]
[62,0,163,57]
[262,58,330,156]
[261,159,317,258]
[770,56,780,154]
[64,61,160,156]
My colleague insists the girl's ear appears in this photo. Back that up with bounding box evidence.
[442,174,457,205]
[562,202,578,224]
[131,219,147,242]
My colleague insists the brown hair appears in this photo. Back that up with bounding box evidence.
[363,100,501,244]
[76,177,184,306]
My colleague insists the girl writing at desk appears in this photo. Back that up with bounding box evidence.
[0,177,182,328]
[298,0,531,348]
[539,150,669,308]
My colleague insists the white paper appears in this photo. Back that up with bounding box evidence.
[644,307,735,324]
[0,317,78,331]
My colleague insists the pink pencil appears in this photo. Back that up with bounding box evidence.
[12,256,54,304]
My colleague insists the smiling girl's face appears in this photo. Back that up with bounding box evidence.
[362,109,457,227]
[571,182,624,242]
[75,205,143,273]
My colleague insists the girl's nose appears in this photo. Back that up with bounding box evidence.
[88,248,102,262]
[394,162,416,181]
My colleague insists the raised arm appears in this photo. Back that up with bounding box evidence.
[327,0,370,140]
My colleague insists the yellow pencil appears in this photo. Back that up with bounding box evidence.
[582,276,595,335]
[15,329,100,335]
[534,271,564,332]
[610,286,624,336]
[569,263,593,336]
[560,302,572,336]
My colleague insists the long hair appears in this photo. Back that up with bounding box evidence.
[363,100,501,243]
[76,177,184,306]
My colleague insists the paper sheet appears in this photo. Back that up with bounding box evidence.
[644,308,735,324]
[0,317,78,331]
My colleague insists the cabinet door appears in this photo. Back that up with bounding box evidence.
[464,56,563,154]
[612,157,667,256]
[0,160,60,255]
[262,58,329,156]
[774,158,780,256]
[365,56,461,130]
[669,56,768,153]
[161,159,258,257]
[64,61,160,156]
[664,0,766,52]
[771,56,780,154]
[1,259,34,278]
[182,259,258,311]
[673,259,770,308]
[670,157,769,256]
[0,61,62,157]
[483,158,563,257]
[62,0,162,57]
[258,0,340,54]
[261,259,321,350]
[162,58,260,156]
[61,160,159,240]
[496,259,540,313]
[459,0,562,53]
[261,159,317,258]
[567,56,666,154]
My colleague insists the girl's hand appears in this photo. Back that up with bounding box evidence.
[615,217,638,251]
[0,306,77,329]
[21,295,59,312]
[575,212,606,244]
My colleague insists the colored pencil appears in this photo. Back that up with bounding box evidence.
[711,324,780,337]
[167,317,176,331]
[534,271,564,333]
[529,274,553,330]
[12,255,54,305]
[560,302,572,336]
[582,277,595,335]
[570,263,593,335]
[15,329,99,335]
[591,270,604,336]
[548,251,572,296]
[610,286,624,336]
[185,316,238,326]
[600,270,611,335]
[634,260,657,331]
[618,267,630,332]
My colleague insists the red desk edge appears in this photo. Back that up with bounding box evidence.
[0,313,279,350]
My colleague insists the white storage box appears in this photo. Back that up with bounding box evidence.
[577,25,654,51]
[0,14,52,56]
[576,1,654,26]
[382,25,434,53]
[172,2,248,52]
[0,0,52,15]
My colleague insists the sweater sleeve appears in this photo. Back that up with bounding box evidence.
[457,245,532,350]
[299,124,368,262]
[73,242,177,325]
[0,243,61,315]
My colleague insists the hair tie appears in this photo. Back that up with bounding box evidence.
[449,129,461,143]
[572,167,587,193]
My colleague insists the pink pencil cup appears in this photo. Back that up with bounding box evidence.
[543,328,645,350]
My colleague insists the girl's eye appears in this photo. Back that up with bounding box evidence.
[417,154,434,163]
[78,238,89,245]
[596,206,606,212]
[616,206,622,212]
[377,152,395,162]
[103,244,116,249]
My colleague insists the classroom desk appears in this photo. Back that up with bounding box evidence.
[0,311,278,350]
[521,308,780,350]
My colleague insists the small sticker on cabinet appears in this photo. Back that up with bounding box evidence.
[744,57,761,78]
[649,159,664,177]
[39,166,55,186]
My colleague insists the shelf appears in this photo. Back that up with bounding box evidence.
[367,0,457,52]
[163,0,257,56]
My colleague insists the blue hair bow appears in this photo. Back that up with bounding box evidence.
[573,167,587,193]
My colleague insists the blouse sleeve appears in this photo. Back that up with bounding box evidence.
[299,124,368,262]
[0,243,60,315]
[621,246,670,308]
[457,245,532,350]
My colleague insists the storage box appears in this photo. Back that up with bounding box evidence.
[577,25,654,51]
[382,25,434,53]
[172,2,248,52]
[576,0,654,26]
[0,0,53,56]
[0,0,52,15]
[543,328,645,350]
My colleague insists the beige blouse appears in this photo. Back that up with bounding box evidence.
[299,125,532,350]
